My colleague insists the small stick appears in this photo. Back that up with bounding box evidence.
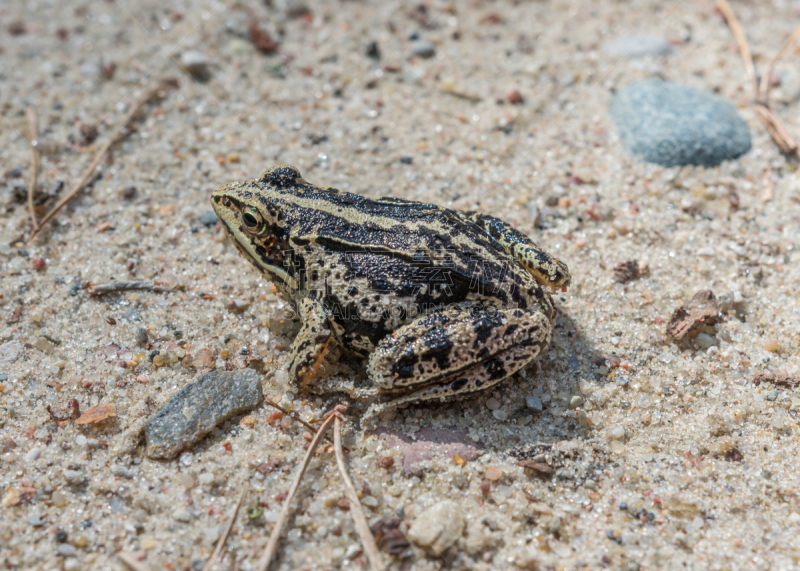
[716,0,798,154]
[263,398,338,448]
[333,415,384,571]
[29,80,176,243]
[116,551,152,571]
[256,412,337,571]
[25,108,40,232]
[761,168,775,203]
[88,280,171,296]
[715,0,758,97]
[758,25,800,104]
[202,482,250,571]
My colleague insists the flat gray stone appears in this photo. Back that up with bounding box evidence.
[145,369,262,459]
[199,210,219,226]
[610,80,751,167]
[603,35,673,58]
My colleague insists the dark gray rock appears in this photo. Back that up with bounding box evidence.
[145,369,262,459]
[199,210,219,227]
[610,80,751,167]
[603,35,673,58]
[411,40,435,59]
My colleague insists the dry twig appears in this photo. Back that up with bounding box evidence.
[29,79,177,243]
[263,398,339,448]
[88,280,171,296]
[116,551,152,571]
[202,483,250,571]
[256,412,338,571]
[25,108,41,232]
[333,415,384,571]
[716,0,798,154]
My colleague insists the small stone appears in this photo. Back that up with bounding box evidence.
[63,558,80,571]
[570,396,585,408]
[764,339,781,353]
[145,369,263,459]
[506,89,524,104]
[199,210,219,227]
[122,186,137,200]
[484,466,502,481]
[666,290,720,341]
[695,333,717,349]
[3,438,16,453]
[52,490,69,507]
[180,50,210,81]
[407,500,465,556]
[31,257,46,270]
[526,395,543,412]
[610,426,626,440]
[486,397,501,411]
[492,409,508,421]
[411,40,435,59]
[135,328,148,346]
[25,447,41,462]
[602,35,673,58]
[113,465,134,479]
[366,40,381,60]
[28,514,45,527]
[766,390,779,402]
[611,80,751,167]
[57,544,76,556]
[172,508,193,523]
[63,469,83,485]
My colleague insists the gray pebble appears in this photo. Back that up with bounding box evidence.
[57,544,76,556]
[570,396,585,408]
[125,307,142,322]
[411,40,435,59]
[110,496,126,514]
[63,469,83,485]
[695,333,717,349]
[180,50,210,81]
[610,80,751,167]
[172,508,194,523]
[767,390,779,402]
[25,447,41,462]
[113,465,134,479]
[603,35,673,58]
[145,369,263,459]
[28,514,45,527]
[199,210,219,227]
[526,395,543,412]
[135,328,148,346]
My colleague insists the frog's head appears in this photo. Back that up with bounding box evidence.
[211,165,306,291]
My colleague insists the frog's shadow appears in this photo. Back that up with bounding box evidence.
[356,310,601,454]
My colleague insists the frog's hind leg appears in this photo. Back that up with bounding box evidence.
[287,297,333,393]
[464,211,571,291]
[366,305,550,415]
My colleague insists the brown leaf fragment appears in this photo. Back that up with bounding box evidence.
[519,460,555,475]
[613,260,648,283]
[725,447,743,462]
[370,518,410,555]
[75,404,116,425]
[248,22,279,54]
[753,373,800,387]
[666,290,719,341]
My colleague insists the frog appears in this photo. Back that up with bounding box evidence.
[211,165,571,414]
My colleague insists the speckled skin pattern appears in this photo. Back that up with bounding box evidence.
[610,79,752,167]
[212,165,571,409]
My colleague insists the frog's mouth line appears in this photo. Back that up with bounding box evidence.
[217,215,298,292]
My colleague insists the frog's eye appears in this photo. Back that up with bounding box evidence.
[241,207,264,234]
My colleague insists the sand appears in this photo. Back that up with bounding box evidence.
[1,1,800,569]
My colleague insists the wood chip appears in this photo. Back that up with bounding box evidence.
[666,290,719,341]
[75,404,116,425]
[613,260,648,283]
[519,460,555,474]
[752,373,800,387]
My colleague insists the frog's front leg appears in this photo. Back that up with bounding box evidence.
[286,297,333,393]
[366,304,550,411]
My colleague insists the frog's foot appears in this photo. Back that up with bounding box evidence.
[287,297,333,393]
[463,211,571,291]
[366,306,550,414]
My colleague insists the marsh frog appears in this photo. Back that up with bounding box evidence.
[212,165,570,412]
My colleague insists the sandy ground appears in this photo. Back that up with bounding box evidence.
[2,0,800,569]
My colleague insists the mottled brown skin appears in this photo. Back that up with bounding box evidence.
[212,165,571,412]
